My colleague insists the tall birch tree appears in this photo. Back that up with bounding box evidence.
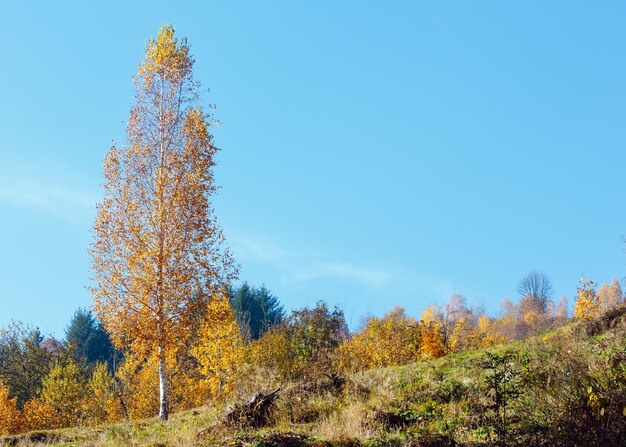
[90,25,236,421]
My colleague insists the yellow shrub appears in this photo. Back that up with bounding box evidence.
[27,360,87,429]
[419,305,447,360]
[22,398,56,431]
[574,278,600,322]
[115,353,160,419]
[335,307,421,372]
[419,321,447,360]
[247,327,293,381]
[0,380,22,435]
[83,362,125,425]
[191,296,245,402]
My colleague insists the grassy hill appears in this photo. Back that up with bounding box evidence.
[4,308,626,447]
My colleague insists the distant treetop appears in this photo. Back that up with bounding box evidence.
[230,283,284,340]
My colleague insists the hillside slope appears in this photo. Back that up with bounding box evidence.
[4,308,626,447]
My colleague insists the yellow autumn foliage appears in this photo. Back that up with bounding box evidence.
[419,304,448,360]
[574,278,600,322]
[472,315,508,347]
[41,360,87,428]
[448,317,469,353]
[82,362,125,425]
[140,25,193,87]
[335,306,421,372]
[247,326,293,382]
[192,296,245,401]
[22,398,56,432]
[115,353,161,419]
[0,380,22,436]
[419,321,447,360]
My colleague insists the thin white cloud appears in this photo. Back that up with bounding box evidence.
[229,232,290,262]
[0,180,95,223]
[291,261,394,288]
[230,231,398,290]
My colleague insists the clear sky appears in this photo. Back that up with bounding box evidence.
[0,1,624,336]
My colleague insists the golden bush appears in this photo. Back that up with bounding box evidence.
[191,296,245,402]
[574,279,600,322]
[0,380,22,435]
[335,306,421,372]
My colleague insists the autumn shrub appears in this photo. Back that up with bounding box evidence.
[574,278,601,322]
[246,302,348,384]
[246,326,293,385]
[418,305,448,360]
[22,398,56,431]
[582,304,626,337]
[335,307,421,373]
[335,303,505,371]
[287,302,349,379]
[169,358,212,411]
[36,359,87,428]
[419,322,447,360]
[597,278,624,313]
[469,315,508,349]
[83,362,125,425]
[447,317,474,353]
[115,353,161,419]
[585,326,626,445]
[191,295,245,402]
[0,379,22,435]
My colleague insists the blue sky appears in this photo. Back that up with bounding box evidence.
[0,2,624,336]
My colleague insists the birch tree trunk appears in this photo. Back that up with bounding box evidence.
[158,346,168,421]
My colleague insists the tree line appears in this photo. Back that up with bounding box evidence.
[0,273,623,435]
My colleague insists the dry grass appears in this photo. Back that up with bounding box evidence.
[315,401,370,440]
